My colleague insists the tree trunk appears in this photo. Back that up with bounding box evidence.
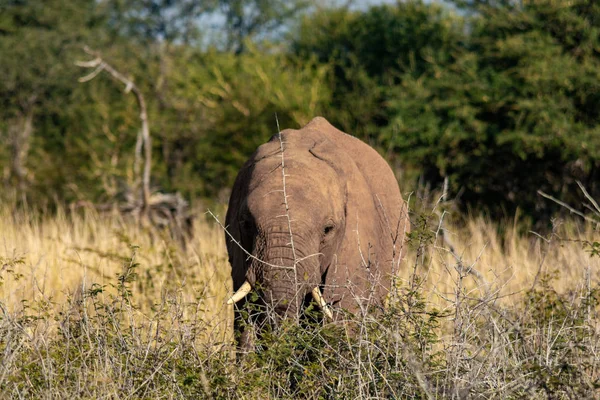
[8,111,34,192]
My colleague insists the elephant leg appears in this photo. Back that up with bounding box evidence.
[238,324,255,353]
[234,300,264,354]
[233,302,253,353]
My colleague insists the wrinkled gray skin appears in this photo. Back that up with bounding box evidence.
[225,117,410,347]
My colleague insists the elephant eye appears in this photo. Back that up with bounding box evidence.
[323,224,335,236]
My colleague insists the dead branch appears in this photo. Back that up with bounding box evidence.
[76,46,152,218]
[9,111,34,191]
[74,46,193,248]
[576,181,600,215]
[75,191,194,249]
[537,189,598,224]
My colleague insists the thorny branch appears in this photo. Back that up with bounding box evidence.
[276,114,301,317]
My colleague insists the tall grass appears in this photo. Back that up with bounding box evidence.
[401,213,600,308]
[1,203,600,398]
[0,205,232,341]
[3,205,598,312]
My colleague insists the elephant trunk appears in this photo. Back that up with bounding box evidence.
[255,231,320,319]
[227,230,333,319]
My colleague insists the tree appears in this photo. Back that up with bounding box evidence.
[292,1,464,143]
[0,0,101,196]
[102,0,218,44]
[387,0,600,216]
[219,0,311,53]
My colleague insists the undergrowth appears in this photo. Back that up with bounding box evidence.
[1,206,600,398]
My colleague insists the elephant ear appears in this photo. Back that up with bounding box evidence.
[225,158,255,292]
[309,138,387,312]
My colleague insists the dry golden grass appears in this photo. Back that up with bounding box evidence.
[0,205,233,342]
[1,205,599,327]
[398,214,600,311]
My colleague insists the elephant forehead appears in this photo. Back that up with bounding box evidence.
[250,152,338,188]
[247,173,334,208]
[253,128,315,160]
[246,160,342,219]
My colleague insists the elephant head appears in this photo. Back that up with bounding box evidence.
[225,117,409,338]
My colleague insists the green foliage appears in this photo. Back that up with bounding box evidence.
[3,0,600,219]
[0,0,95,193]
[0,0,137,203]
[0,0,328,207]
[293,1,463,141]
[0,256,25,288]
[219,0,311,53]
[152,45,330,199]
[388,0,600,216]
[103,0,218,44]
[517,273,600,396]
[586,240,600,257]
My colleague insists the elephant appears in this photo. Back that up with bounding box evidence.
[225,116,410,347]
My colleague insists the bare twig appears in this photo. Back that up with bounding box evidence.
[537,190,597,223]
[577,180,600,215]
[206,209,286,269]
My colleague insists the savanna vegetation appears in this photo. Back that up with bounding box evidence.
[2,0,600,398]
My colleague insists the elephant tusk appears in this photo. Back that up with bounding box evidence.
[312,287,334,319]
[227,281,252,305]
